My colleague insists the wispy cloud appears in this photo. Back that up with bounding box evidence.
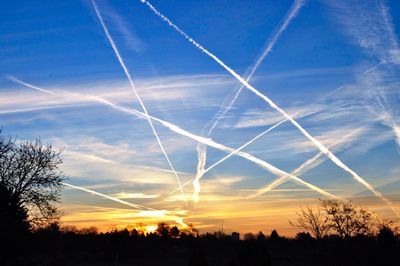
[1,74,234,115]
[112,192,159,199]
[326,0,400,64]
[99,1,146,52]
[233,104,325,129]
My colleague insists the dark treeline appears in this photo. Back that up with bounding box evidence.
[8,219,400,266]
[1,133,400,266]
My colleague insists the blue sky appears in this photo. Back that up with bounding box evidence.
[1,0,400,234]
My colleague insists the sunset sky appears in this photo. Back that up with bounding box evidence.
[1,0,400,235]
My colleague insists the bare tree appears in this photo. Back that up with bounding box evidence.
[0,133,65,230]
[290,206,330,239]
[321,199,374,238]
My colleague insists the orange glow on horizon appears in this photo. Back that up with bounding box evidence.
[145,225,158,233]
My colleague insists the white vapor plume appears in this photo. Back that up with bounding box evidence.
[248,126,367,199]
[11,76,336,200]
[375,3,400,147]
[193,0,306,202]
[63,182,151,210]
[203,119,285,178]
[63,182,187,227]
[327,0,400,65]
[193,144,206,202]
[91,0,186,206]
[329,0,400,148]
[136,0,389,207]
[372,97,400,148]
[207,0,306,135]
[198,63,383,182]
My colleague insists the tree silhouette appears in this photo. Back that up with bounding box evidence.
[0,133,64,264]
[321,199,373,238]
[0,181,30,238]
[290,199,378,239]
[156,222,170,237]
[269,230,280,241]
[294,232,313,241]
[290,206,329,239]
[170,225,180,238]
[256,231,266,240]
[0,133,64,230]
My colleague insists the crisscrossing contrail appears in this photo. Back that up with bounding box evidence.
[136,0,391,209]
[193,0,306,201]
[63,182,187,227]
[91,0,186,206]
[10,76,337,200]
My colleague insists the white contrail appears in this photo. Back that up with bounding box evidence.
[207,0,306,135]
[63,182,151,210]
[195,91,335,189]
[249,122,400,217]
[203,119,286,177]
[193,144,206,202]
[199,82,369,178]
[136,0,387,203]
[63,182,187,226]
[11,77,336,200]
[193,0,306,202]
[379,0,400,64]
[375,2,400,145]
[91,0,187,206]
[194,63,382,197]
[375,92,400,147]
[248,126,367,199]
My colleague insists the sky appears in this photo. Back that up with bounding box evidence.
[1,0,400,235]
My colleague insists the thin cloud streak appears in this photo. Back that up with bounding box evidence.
[194,63,383,204]
[11,77,336,200]
[327,0,400,150]
[91,0,186,206]
[206,0,306,135]
[63,182,187,226]
[63,182,151,210]
[193,0,306,202]
[136,0,389,209]
[1,74,234,115]
[249,126,367,199]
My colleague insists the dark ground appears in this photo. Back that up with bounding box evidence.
[4,230,399,266]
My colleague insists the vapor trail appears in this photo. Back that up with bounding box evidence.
[137,0,387,204]
[63,182,187,227]
[11,77,336,200]
[374,95,400,147]
[375,2,400,145]
[63,182,151,210]
[91,0,186,206]
[207,0,306,135]
[193,144,206,202]
[194,63,383,195]
[172,82,361,195]
[379,0,400,64]
[193,0,306,202]
[248,126,367,199]
[203,119,286,177]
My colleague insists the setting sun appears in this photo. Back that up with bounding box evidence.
[145,225,158,233]
[2,0,400,265]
